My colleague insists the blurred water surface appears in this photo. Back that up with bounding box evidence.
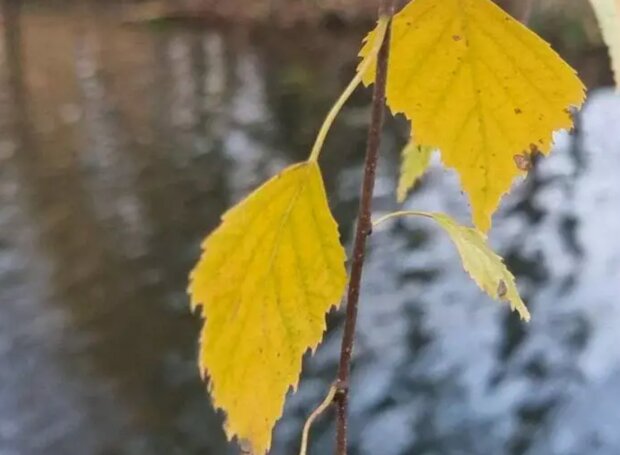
[1,5,620,455]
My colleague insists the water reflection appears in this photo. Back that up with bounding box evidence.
[0,6,619,455]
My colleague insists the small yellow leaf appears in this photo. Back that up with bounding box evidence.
[397,138,433,202]
[189,162,347,455]
[361,0,585,231]
[374,211,530,320]
[590,0,620,87]
[426,212,530,320]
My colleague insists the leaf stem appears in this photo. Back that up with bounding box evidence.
[334,2,394,454]
[372,210,433,227]
[520,0,534,25]
[308,17,389,162]
[299,385,337,455]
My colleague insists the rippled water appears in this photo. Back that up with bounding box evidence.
[1,6,620,455]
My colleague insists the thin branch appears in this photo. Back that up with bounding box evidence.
[334,1,394,454]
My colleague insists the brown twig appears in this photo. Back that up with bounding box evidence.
[333,1,394,454]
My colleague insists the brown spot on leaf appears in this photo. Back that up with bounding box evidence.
[513,152,532,171]
[452,35,462,41]
[514,108,522,114]
[497,280,508,299]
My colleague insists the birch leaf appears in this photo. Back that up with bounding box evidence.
[590,0,620,87]
[188,161,347,455]
[397,139,434,202]
[429,212,530,320]
[375,211,530,320]
[361,0,585,231]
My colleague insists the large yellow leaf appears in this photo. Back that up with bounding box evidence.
[361,0,585,231]
[590,0,620,87]
[374,211,530,320]
[397,138,433,202]
[188,161,347,454]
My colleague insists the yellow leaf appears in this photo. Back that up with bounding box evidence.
[590,0,620,88]
[374,211,530,320]
[397,138,433,202]
[188,162,347,454]
[361,0,585,231]
[429,212,530,320]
